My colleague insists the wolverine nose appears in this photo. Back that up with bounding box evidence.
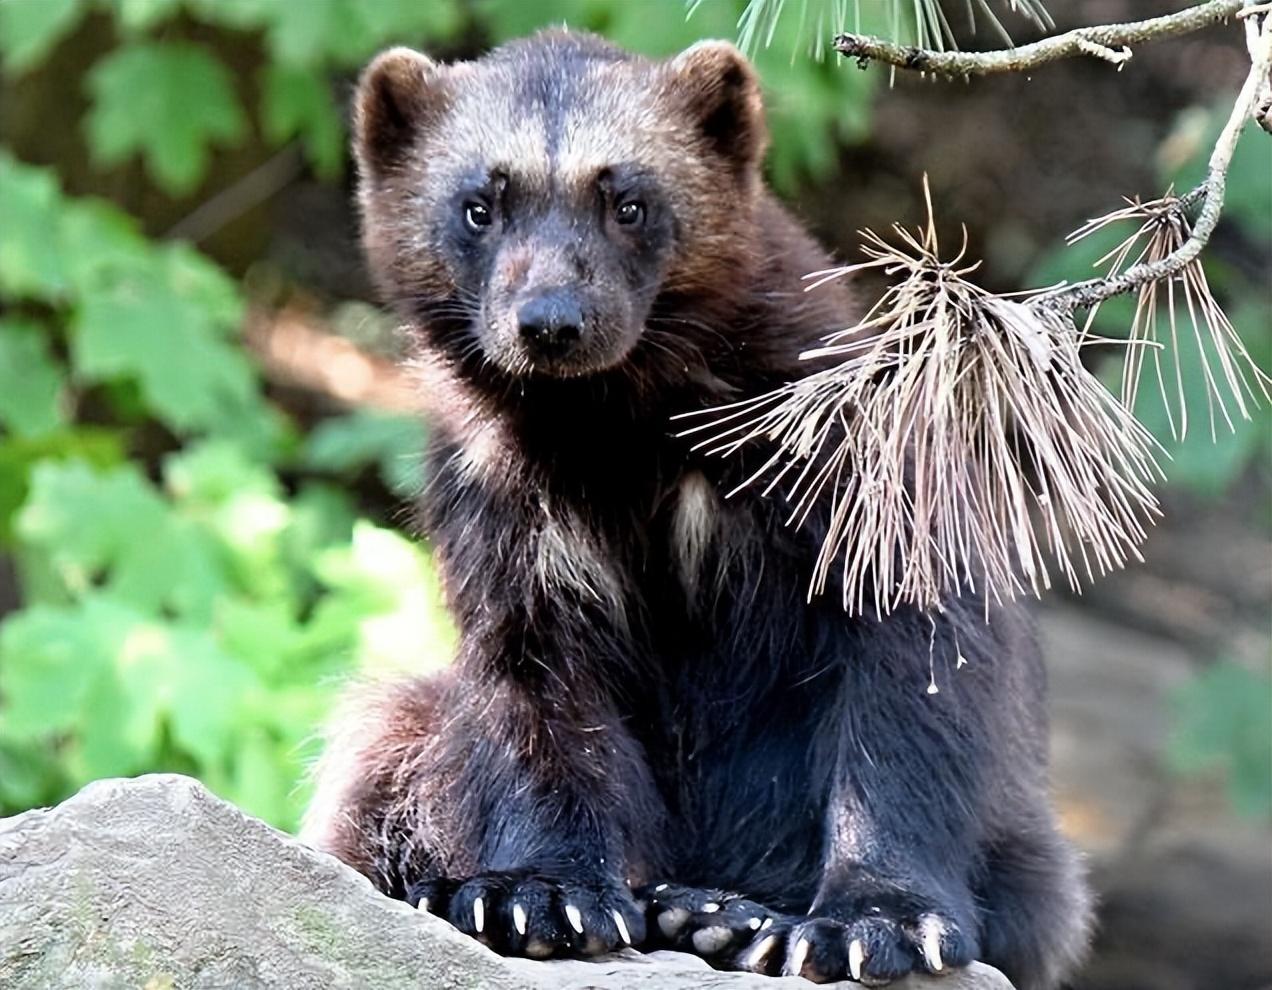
[517,290,583,358]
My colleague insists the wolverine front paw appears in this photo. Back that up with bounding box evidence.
[635,882,775,957]
[408,871,645,959]
[731,896,977,985]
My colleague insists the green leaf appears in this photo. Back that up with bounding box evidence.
[184,0,269,31]
[0,153,161,302]
[0,151,67,298]
[0,318,66,437]
[164,438,282,508]
[109,0,185,32]
[58,197,152,292]
[0,595,262,784]
[0,596,135,740]
[16,459,226,617]
[70,245,260,436]
[85,41,247,195]
[256,0,376,67]
[161,441,300,608]
[0,0,83,75]
[225,726,293,828]
[0,428,124,544]
[163,627,259,767]
[0,737,64,811]
[301,409,425,496]
[260,62,344,177]
[354,0,463,46]
[314,521,455,674]
[1170,660,1272,819]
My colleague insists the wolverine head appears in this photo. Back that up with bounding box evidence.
[353,31,767,384]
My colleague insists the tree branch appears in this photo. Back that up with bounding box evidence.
[1034,9,1272,315]
[834,0,1244,76]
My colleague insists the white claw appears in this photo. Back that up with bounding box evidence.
[742,934,777,970]
[849,938,865,981]
[512,902,528,936]
[760,917,774,930]
[700,901,721,913]
[565,903,585,934]
[654,883,669,892]
[472,896,485,934]
[417,896,430,913]
[921,920,944,973]
[787,936,810,976]
[613,910,631,945]
[747,916,762,930]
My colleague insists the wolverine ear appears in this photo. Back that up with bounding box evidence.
[354,47,448,180]
[667,41,767,173]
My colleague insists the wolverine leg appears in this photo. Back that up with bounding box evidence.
[301,673,455,897]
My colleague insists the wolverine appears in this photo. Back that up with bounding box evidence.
[303,30,1092,987]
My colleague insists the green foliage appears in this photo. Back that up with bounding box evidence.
[1169,660,1272,820]
[0,152,281,452]
[0,319,65,437]
[261,63,344,179]
[0,0,876,195]
[0,154,453,828]
[86,41,247,194]
[0,0,83,74]
[302,409,426,497]
[0,445,451,824]
[0,148,70,298]
[71,243,258,435]
[1,0,468,189]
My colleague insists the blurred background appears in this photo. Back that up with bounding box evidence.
[0,1,1267,987]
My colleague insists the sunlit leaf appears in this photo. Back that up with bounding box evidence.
[110,0,185,32]
[0,428,124,543]
[0,0,82,74]
[301,409,425,496]
[0,151,67,298]
[256,0,375,67]
[16,460,226,618]
[58,197,152,292]
[261,62,344,177]
[70,246,259,436]
[0,318,66,437]
[355,0,463,46]
[314,522,456,673]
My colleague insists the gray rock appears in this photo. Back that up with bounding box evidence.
[0,775,1014,990]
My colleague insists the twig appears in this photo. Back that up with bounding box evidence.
[1242,3,1272,131]
[1035,11,1272,315]
[834,0,1244,76]
[166,145,305,243]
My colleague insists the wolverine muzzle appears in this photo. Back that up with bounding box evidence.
[517,289,584,360]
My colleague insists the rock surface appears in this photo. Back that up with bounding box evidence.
[0,774,1014,990]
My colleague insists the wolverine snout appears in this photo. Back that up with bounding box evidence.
[517,288,585,359]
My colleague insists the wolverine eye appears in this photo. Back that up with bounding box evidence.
[463,201,492,232]
[614,200,645,226]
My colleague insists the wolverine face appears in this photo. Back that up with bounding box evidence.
[353,32,766,384]
[432,154,675,377]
